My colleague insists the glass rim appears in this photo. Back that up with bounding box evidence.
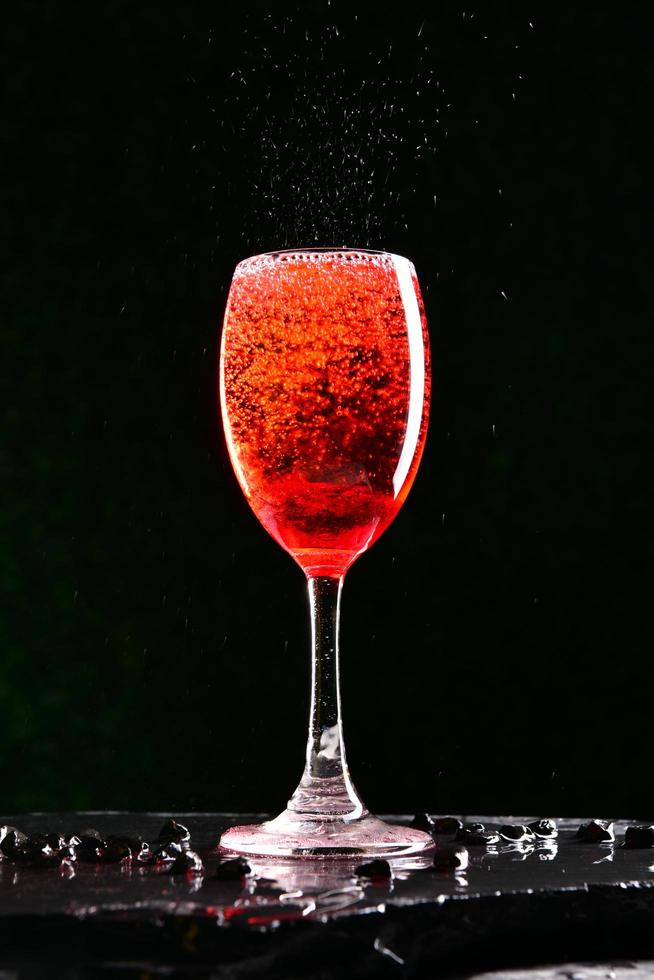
[236,246,413,265]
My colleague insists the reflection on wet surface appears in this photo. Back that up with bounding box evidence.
[1,814,653,928]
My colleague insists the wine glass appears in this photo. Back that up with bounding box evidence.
[219,247,432,857]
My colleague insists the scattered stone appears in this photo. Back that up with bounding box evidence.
[17,850,62,868]
[106,835,149,860]
[528,819,558,839]
[73,832,105,862]
[100,841,133,864]
[158,820,191,849]
[0,826,13,845]
[215,857,252,880]
[146,841,184,864]
[13,835,62,867]
[432,845,469,871]
[411,813,433,833]
[96,833,148,863]
[168,850,204,875]
[78,828,103,842]
[499,824,535,843]
[106,834,144,849]
[411,814,463,835]
[0,829,27,859]
[455,827,499,846]
[575,820,614,843]
[430,817,463,835]
[624,825,654,849]
[56,838,79,861]
[355,858,392,879]
[0,819,192,869]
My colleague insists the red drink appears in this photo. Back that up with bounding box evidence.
[220,249,430,576]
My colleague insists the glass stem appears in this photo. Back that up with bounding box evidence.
[287,575,366,821]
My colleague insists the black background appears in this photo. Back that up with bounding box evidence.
[2,3,652,819]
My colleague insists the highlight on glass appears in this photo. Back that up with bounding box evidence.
[219,247,431,857]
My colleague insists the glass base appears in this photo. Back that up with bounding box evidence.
[219,808,434,859]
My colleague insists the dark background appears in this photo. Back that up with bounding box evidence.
[2,3,652,818]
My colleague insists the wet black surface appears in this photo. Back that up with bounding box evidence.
[1,813,654,977]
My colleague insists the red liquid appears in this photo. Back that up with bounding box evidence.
[220,250,430,576]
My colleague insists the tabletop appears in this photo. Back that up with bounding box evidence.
[1,812,653,977]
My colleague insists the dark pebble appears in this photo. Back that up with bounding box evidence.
[624,825,654,848]
[79,828,104,842]
[528,819,558,839]
[158,819,191,848]
[355,859,392,879]
[0,829,27,859]
[24,832,73,860]
[411,813,433,833]
[73,834,105,862]
[575,820,615,843]
[1,830,70,866]
[499,824,534,843]
[106,834,144,848]
[455,827,500,846]
[411,814,463,836]
[16,850,62,868]
[0,826,15,844]
[168,850,204,875]
[215,857,252,881]
[100,841,133,863]
[432,845,469,871]
[430,817,463,835]
[14,836,62,867]
[106,835,149,860]
[148,841,184,864]
[463,822,485,834]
